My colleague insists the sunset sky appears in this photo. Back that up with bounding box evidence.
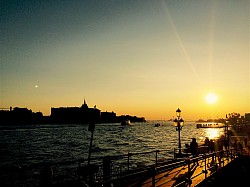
[1,0,249,121]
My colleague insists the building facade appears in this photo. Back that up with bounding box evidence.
[51,99,101,124]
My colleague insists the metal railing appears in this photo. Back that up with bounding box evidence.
[101,148,243,187]
[0,149,173,186]
[0,147,246,187]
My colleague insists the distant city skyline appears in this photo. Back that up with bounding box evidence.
[1,0,249,120]
[1,99,248,122]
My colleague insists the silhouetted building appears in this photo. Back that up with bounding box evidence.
[117,115,146,123]
[0,107,39,125]
[101,111,117,123]
[0,100,146,125]
[245,113,250,122]
[51,99,101,124]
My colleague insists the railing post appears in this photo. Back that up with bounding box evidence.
[151,167,156,187]
[212,152,215,163]
[203,154,208,179]
[232,149,235,159]
[186,158,192,186]
[229,149,233,160]
[226,148,229,160]
[103,156,111,187]
[222,150,225,167]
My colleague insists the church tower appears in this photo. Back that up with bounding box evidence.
[81,98,88,109]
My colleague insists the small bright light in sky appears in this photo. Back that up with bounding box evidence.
[35,85,38,88]
[205,93,218,104]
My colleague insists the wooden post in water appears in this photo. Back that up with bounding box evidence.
[88,122,95,165]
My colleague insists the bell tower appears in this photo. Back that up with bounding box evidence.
[81,98,88,109]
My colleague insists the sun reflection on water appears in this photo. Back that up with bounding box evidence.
[204,128,222,140]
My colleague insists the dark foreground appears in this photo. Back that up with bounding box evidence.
[196,155,250,187]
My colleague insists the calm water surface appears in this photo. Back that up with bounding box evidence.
[0,121,225,168]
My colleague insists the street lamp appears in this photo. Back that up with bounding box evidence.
[173,108,184,156]
[225,114,229,139]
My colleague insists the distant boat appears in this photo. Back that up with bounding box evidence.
[154,123,161,127]
[121,119,132,126]
[196,122,225,128]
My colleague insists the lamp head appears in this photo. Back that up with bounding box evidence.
[173,119,178,127]
[176,108,181,118]
[179,118,184,127]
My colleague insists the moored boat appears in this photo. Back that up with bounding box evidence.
[154,123,161,127]
[121,119,132,126]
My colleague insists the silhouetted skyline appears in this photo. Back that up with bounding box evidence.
[0,100,146,125]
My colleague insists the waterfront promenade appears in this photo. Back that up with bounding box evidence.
[114,123,250,187]
[131,149,250,187]
[104,124,250,187]
[196,155,250,187]
[137,156,233,187]
[51,149,249,187]
[3,146,249,187]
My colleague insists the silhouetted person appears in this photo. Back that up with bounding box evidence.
[238,142,243,154]
[204,137,210,153]
[40,163,53,187]
[209,139,215,153]
[190,138,199,165]
[223,137,229,150]
[233,140,237,150]
[217,137,224,164]
[204,137,209,146]
[244,137,248,147]
[185,143,190,153]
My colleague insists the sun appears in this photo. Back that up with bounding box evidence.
[205,93,218,104]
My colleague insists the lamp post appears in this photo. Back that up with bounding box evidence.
[225,114,229,139]
[173,108,184,156]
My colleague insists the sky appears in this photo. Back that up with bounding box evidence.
[1,0,249,121]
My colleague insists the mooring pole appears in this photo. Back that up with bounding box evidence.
[88,122,95,165]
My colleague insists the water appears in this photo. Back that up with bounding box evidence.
[0,121,225,184]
